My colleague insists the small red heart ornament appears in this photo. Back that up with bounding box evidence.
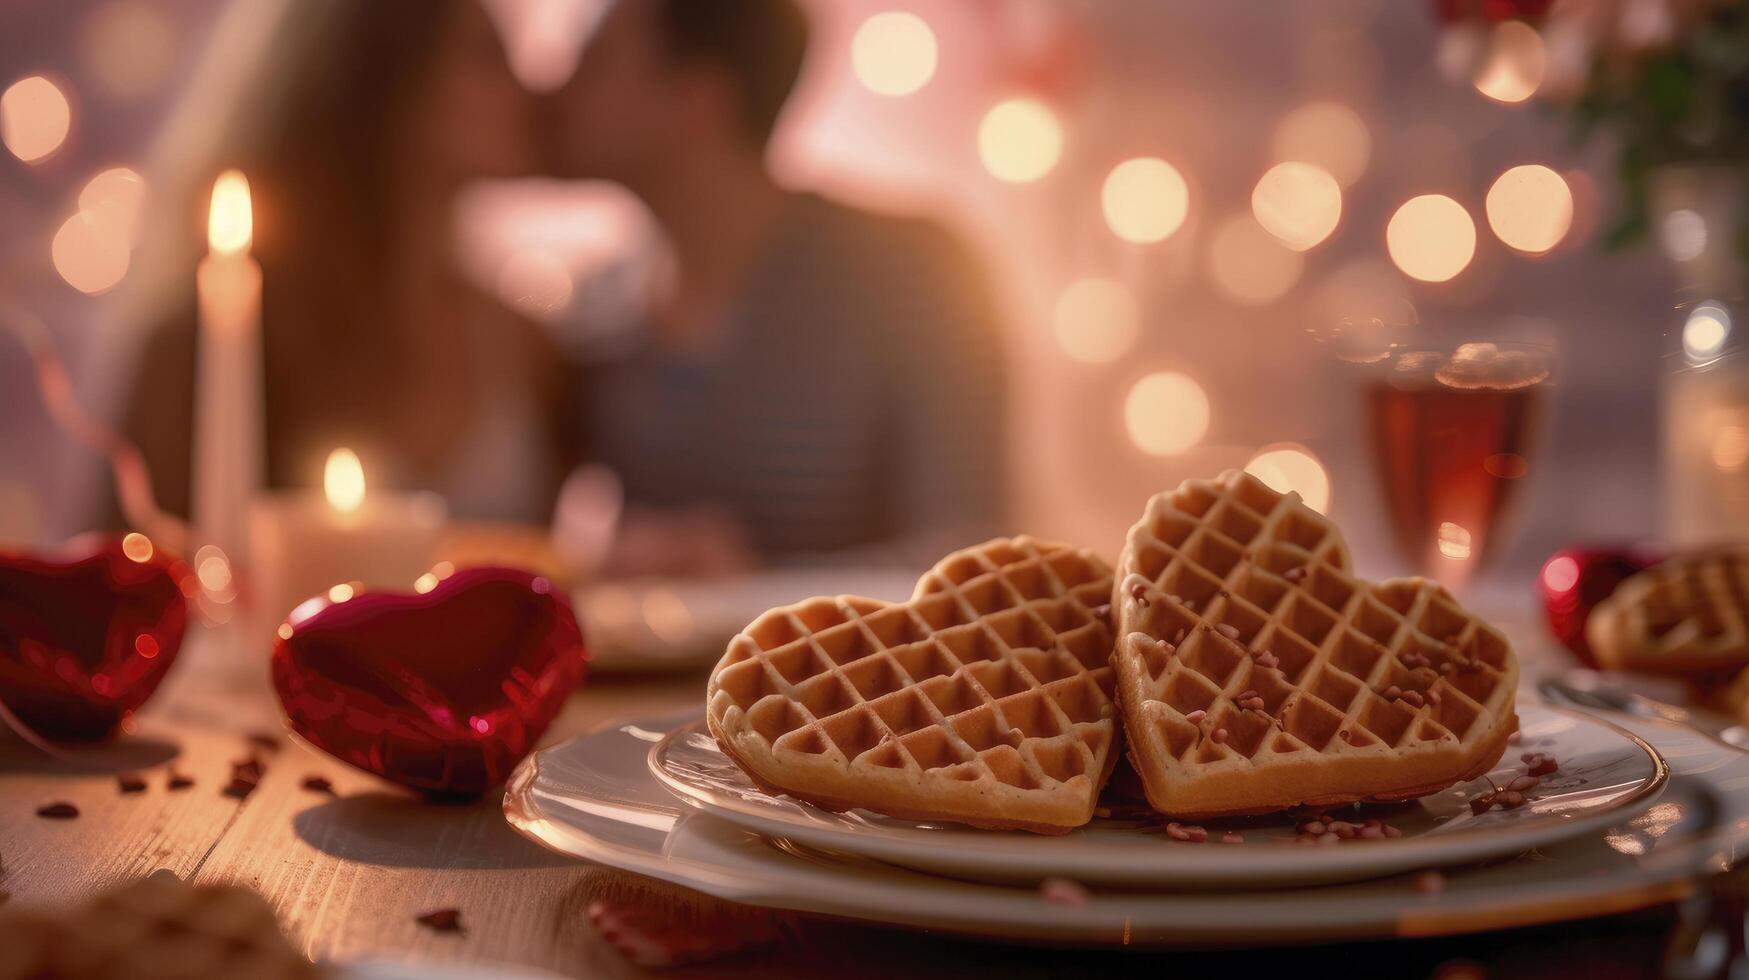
[271,567,587,796]
[1539,545,1663,666]
[0,536,192,743]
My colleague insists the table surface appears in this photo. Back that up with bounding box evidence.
[0,629,1696,979]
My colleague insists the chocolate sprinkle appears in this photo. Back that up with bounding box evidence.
[117,774,147,794]
[301,776,336,795]
[416,908,464,933]
[36,802,79,819]
[167,772,194,791]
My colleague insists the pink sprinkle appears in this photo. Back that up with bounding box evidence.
[1241,697,1265,711]
[1184,709,1207,724]
[1359,825,1384,839]
[1254,650,1280,669]
[1303,820,1326,835]
[1221,831,1244,844]
[1039,877,1091,907]
[1173,629,1187,645]
[1238,689,1259,701]
[1507,730,1522,744]
[1507,775,1539,792]
[1383,825,1402,838]
[1383,685,1402,700]
[1528,757,1558,777]
[1414,870,1445,895]
[1497,790,1526,809]
[1211,728,1228,744]
[1215,624,1241,640]
[1400,690,1426,708]
[1184,826,1209,843]
[1284,567,1306,582]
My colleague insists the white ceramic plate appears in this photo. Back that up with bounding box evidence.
[647,703,1667,887]
[576,570,917,673]
[505,708,1745,944]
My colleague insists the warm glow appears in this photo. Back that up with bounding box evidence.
[207,170,253,256]
[1715,426,1749,472]
[328,583,356,603]
[1102,158,1189,244]
[1473,21,1545,103]
[52,211,130,294]
[643,587,695,644]
[1245,444,1332,514]
[195,546,232,592]
[1386,195,1476,283]
[851,11,937,96]
[78,0,177,101]
[1209,215,1303,305]
[1053,278,1140,364]
[134,634,158,659]
[1684,304,1731,363]
[1,75,71,163]
[324,448,366,514]
[1486,164,1572,254]
[277,623,295,641]
[414,572,440,594]
[79,167,147,241]
[1437,521,1473,560]
[121,532,153,563]
[433,560,456,580]
[1542,555,1580,593]
[1252,161,1342,251]
[1125,373,1210,456]
[1271,102,1370,187]
[978,98,1062,183]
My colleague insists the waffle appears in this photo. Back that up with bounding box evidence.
[1587,548,1749,675]
[0,872,319,980]
[706,536,1120,833]
[1113,471,1519,819]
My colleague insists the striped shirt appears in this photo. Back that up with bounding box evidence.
[576,194,1008,563]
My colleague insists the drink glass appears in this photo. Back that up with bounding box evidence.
[1357,342,1555,590]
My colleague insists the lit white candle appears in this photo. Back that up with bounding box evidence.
[193,170,262,624]
[250,448,447,631]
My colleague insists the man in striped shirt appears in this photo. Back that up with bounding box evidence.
[545,0,1009,574]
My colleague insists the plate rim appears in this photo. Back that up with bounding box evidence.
[646,703,1670,885]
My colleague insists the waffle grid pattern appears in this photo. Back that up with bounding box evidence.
[0,874,317,980]
[1116,471,1517,814]
[707,537,1118,829]
[1590,548,1749,674]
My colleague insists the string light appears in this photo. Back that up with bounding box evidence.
[1473,21,1545,104]
[1209,215,1303,305]
[1124,373,1210,456]
[1271,102,1370,187]
[1,75,71,163]
[1244,444,1332,514]
[1386,194,1476,283]
[1101,158,1189,244]
[1053,278,1139,364]
[324,448,366,514]
[1683,303,1731,364]
[1251,161,1342,251]
[1485,164,1572,254]
[978,98,1062,183]
[851,11,937,96]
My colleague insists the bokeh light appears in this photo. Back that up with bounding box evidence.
[1386,195,1476,283]
[1124,372,1210,456]
[1683,303,1731,363]
[1485,164,1572,254]
[79,167,147,241]
[1053,278,1140,364]
[1662,208,1708,263]
[1437,521,1473,560]
[1251,161,1342,251]
[77,0,176,101]
[1102,157,1189,244]
[1473,21,1545,104]
[1714,425,1749,472]
[195,546,233,593]
[497,249,575,319]
[1244,444,1332,513]
[121,532,153,563]
[208,170,253,255]
[851,11,937,96]
[1271,101,1370,187]
[1209,215,1304,305]
[52,211,130,294]
[324,448,366,513]
[978,98,1062,183]
[1,75,71,163]
[414,572,440,594]
[1541,554,1579,593]
[328,583,356,603]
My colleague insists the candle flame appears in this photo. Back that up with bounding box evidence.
[324,448,365,513]
[208,169,252,255]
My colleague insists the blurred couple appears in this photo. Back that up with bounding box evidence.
[123,0,1008,578]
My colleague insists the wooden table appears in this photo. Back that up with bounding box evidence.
[0,651,1690,978]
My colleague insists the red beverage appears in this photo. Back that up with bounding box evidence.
[1363,345,1552,586]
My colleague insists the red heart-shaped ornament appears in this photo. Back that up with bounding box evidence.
[271,567,587,796]
[0,536,192,743]
[1539,545,1663,666]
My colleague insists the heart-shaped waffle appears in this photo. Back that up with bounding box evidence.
[1114,471,1518,819]
[706,536,1119,833]
[1587,547,1749,675]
